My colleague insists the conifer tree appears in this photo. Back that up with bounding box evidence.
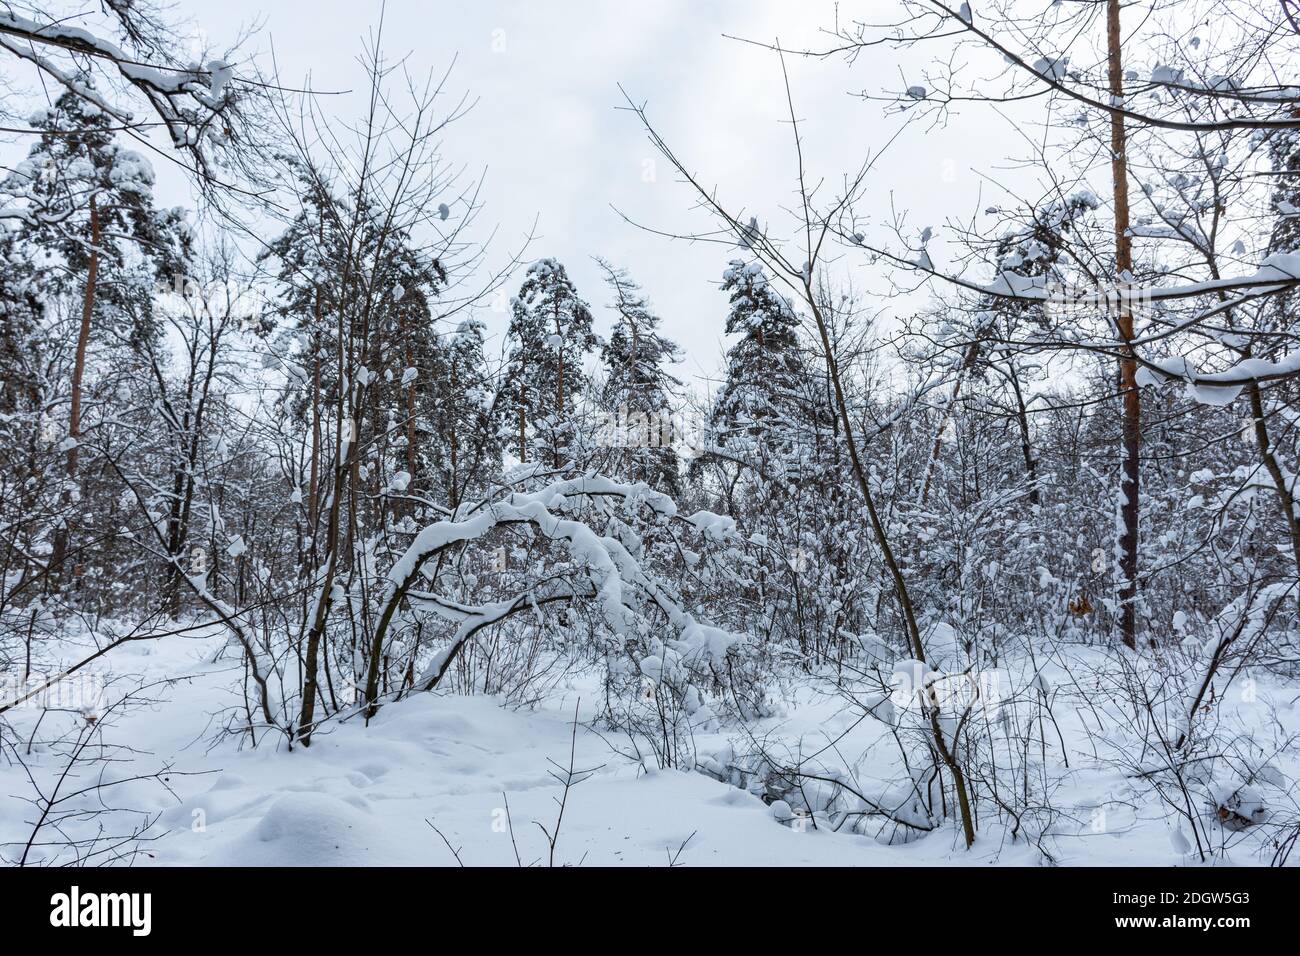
[421,318,500,508]
[596,258,682,495]
[500,258,597,466]
[710,259,806,460]
[3,83,191,582]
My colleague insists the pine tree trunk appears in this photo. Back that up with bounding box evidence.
[308,220,324,541]
[309,323,321,537]
[554,309,564,468]
[404,337,417,496]
[50,195,100,583]
[67,197,98,489]
[1107,0,1141,650]
[448,363,460,509]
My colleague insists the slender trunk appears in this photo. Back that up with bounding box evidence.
[162,331,215,616]
[554,309,564,469]
[448,363,460,509]
[297,298,350,747]
[1107,0,1141,650]
[404,323,417,500]
[162,426,190,614]
[919,340,980,506]
[1007,363,1040,506]
[297,429,346,746]
[308,332,321,535]
[345,303,359,557]
[67,197,99,486]
[308,218,325,540]
[50,196,100,582]
[804,282,975,848]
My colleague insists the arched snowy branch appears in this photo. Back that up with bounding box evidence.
[361,475,746,720]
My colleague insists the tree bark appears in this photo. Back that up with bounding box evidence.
[404,325,417,500]
[554,306,564,468]
[1107,0,1141,650]
[50,195,100,583]
[67,196,99,491]
[448,363,460,509]
[308,329,321,536]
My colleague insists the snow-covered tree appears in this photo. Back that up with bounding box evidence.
[500,258,598,467]
[709,259,807,459]
[421,317,500,509]
[596,258,682,496]
[0,1,261,189]
[2,84,191,585]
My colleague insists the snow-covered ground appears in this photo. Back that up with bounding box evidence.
[2,622,1295,867]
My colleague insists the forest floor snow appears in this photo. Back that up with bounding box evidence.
[1,621,1294,866]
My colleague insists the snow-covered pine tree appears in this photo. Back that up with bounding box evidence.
[362,239,446,531]
[500,258,598,467]
[596,258,682,496]
[11,87,191,339]
[260,170,345,565]
[3,83,191,586]
[423,317,500,509]
[260,171,451,539]
[0,231,45,418]
[707,259,807,471]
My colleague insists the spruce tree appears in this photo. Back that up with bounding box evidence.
[710,259,806,461]
[596,258,682,495]
[500,258,597,466]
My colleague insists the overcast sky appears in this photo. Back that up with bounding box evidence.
[98,2,1025,391]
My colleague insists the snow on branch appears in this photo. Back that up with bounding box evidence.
[0,7,246,186]
[367,474,747,714]
[924,1,1300,134]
